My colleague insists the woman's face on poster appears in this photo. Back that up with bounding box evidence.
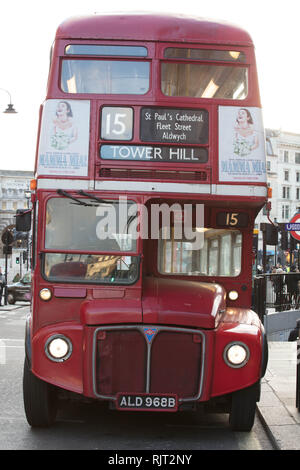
[237,109,248,124]
[56,102,69,118]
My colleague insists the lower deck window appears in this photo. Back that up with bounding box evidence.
[158,228,242,277]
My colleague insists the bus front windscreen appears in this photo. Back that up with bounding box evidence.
[43,197,139,284]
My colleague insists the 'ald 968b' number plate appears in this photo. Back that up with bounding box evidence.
[116,393,178,412]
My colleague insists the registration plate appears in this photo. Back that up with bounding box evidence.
[116,393,178,412]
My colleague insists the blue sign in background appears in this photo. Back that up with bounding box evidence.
[285,223,300,231]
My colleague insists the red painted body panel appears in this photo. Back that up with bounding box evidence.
[142,277,226,328]
[31,323,84,394]
[56,13,254,46]
[211,309,263,396]
[80,297,142,325]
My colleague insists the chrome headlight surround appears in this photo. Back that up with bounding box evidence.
[45,334,72,362]
[223,341,250,369]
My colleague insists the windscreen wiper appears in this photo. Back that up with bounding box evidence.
[77,190,133,206]
[76,190,111,205]
[125,214,138,233]
[57,189,97,207]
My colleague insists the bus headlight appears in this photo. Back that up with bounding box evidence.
[45,335,72,362]
[39,288,52,301]
[228,290,238,301]
[223,342,249,368]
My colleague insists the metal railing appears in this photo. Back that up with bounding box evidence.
[253,272,300,319]
[297,321,300,409]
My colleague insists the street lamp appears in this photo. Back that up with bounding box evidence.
[0,88,17,304]
[0,88,17,113]
[24,190,31,208]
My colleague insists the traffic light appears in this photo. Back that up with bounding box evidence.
[16,257,20,264]
[22,251,28,263]
[3,245,12,255]
[260,223,278,245]
[281,231,289,250]
[253,229,258,252]
[290,236,298,251]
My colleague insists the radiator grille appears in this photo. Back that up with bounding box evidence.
[96,330,147,395]
[93,325,204,402]
[150,331,201,397]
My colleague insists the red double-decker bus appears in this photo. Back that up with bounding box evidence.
[21,13,268,431]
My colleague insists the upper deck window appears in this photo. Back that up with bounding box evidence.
[61,60,150,94]
[164,48,246,62]
[161,63,248,99]
[65,44,148,57]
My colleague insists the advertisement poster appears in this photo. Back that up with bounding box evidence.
[218,106,266,183]
[37,99,90,176]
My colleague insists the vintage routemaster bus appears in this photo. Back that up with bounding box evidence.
[21,13,268,431]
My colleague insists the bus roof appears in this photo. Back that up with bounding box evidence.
[55,13,254,47]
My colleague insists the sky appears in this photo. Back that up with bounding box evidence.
[0,0,299,172]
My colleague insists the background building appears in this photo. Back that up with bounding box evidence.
[0,169,34,281]
[255,129,300,269]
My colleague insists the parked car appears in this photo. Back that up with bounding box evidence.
[7,272,31,304]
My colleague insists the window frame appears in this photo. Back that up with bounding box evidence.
[59,40,154,97]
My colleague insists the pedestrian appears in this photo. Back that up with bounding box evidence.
[272,266,285,311]
[0,268,5,306]
[286,265,300,306]
[13,273,20,283]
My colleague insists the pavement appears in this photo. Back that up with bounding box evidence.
[257,341,300,450]
[1,302,299,450]
[0,303,27,311]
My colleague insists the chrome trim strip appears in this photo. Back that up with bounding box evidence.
[95,180,211,194]
[44,334,73,363]
[145,336,151,394]
[92,324,206,403]
[37,179,92,190]
[212,184,267,197]
[37,177,267,197]
[223,341,250,369]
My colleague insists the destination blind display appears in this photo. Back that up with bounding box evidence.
[140,108,208,144]
[100,145,207,163]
